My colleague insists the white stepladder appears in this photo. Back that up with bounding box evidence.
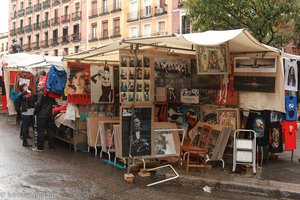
[232,129,257,174]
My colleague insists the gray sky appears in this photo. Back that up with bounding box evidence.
[0,0,9,33]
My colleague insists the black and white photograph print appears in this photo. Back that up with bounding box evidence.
[284,59,298,91]
[234,76,276,93]
[121,107,152,157]
[121,69,127,79]
[121,56,127,67]
[234,57,277,73]
[154,130,176,156]
[181,88,200,104]
[121,81,127,92]
[130,57,135,67]
[144,56,150,67]
[90,65,114,103]
[144,69,150,79]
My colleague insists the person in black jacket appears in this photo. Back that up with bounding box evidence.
[18,84,36,147]
[33,82,56,151]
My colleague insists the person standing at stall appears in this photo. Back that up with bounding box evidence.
[18,84,36,147]
[33,82,56,151]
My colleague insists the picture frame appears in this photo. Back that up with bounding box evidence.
[196,43,229,74]
[121,106,153,157]
[234,57,277,73]
[234,76,276,93]
[180,88,199,104]
[217,108,240,131]
[200,105,221,124]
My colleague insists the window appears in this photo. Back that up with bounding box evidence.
[36,34,39,45]
[91,23,97,39]
[45,12,49,21]
[54,49,58,56]
[64,6,69,15]
[20,20,23,28]
[102,20,108,38]
[27,36,31,45]
[19,38,23,47]
[63,27,68,42]
[114,0,120,10]
[6,42,8,50]
[13,22,16,29]
[28,0,32,6]
[130,27,138,38]
[158,21,165,34]
[91,0,97,16]
[130,1,138,20]
[181,15,190,34]
[75,46,79,53]
[54,9,58,18]
[75,2,80,12]
[113,17,120,35]
[143,24,151,36]
[20,2,24,9]
[144,0,151,17]
[63,48,68,55]
[36,14,40,23]
[28,17,31,25]
[102,0,108,12]
[73,24,79,34]
[44,32,48,41]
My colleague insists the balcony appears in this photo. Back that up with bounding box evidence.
[18,9,25,17]
[52,0,60,6]
[72,11,81,21]
[61,35,70,44]
[41,40,49,48]
[25,25,32,33]
[23,44,31,52]
[154,6,167,16]
[61,14,70,23]
[89,33,99,42]
[99,30,109,40]
[72,33,81,42]
[51,17,60,26]
[100,7,110,16]
[43,0,50,9]
[34,3,42,12]
[11,11,17,19]
[140,7,152,19]
[111,27,121,38]
[17,27,24,34]
[112,1,122,13]
[50,38,59,46]
[62,0,70,3]
[26,6,33,14]
[42,20,50,28]
[127,11,139,22]
[33,22,41,30]
[31,42,40,50]
[10,29,17,36]
[89,9,98,19]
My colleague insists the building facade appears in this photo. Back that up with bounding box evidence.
[0,32,9,56]
[8,0,88,56]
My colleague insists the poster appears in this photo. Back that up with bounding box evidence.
[155,56,191,103]
[90,65,114,103]
[181,88,199,104]
[217,108,239,131]
[154,130,176,155]
[196,43,229,74]
[234,76,275,93]
[234,57,277,73]
[67,62,91,104]
[121,107,152,157]
[284,59,298,91]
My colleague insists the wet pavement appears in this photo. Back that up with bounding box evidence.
[0,113,297,200]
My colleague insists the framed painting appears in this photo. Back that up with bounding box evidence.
[217,108,240,131]
[234,57,277,73]
[196,43,229,74]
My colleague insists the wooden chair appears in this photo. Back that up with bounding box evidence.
[180,125,212,174]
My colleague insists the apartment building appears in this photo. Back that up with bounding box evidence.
[0,33,9,56]
[8,0,87,56]
[87,0,190,50]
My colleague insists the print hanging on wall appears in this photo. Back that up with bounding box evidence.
[67,62,91,104]
[234,57,277,73]
[234,76,275,93]
[90,65,114,103]
[284,59,298,91]
[181,88,199,104]
[196,43,229,74]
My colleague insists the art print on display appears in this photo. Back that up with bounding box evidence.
[90,65,114,103]
[67,62,91,104]
[217,108,239,131]
[234,76,275,93]
[196,43,229,74]
[154,130,176,156]
[200,105,220,124]
[121,107,152,157]
[181,88,199,104]
[155,56,191,103]
[284,59,298,91]
[234,57,277,73]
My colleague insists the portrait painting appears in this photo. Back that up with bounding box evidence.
[284,59,298,91]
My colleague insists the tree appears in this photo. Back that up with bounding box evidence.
[185,0,300,48]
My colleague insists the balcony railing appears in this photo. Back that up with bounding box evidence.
[89,9,99,19]
[11,11,17,19]
[127,11,139,22]
[31,42,40,50]
[52,0,60,6]
[99,30,109,40]
[111,27,121,38]
[61,14,70,23]
[26,6,33,14]
[72,11,81,21]
[41,40,49,48]
[112,1,122,12]
[100,7,110,16]
[10,29,17,36]
[34,3,42,12]
[72,33,81,42]
[17,27,24,34]
[61,35,70,44]
[42,20,50,28]
[25,25,32,33]
[33,22,41,30]
[89,33,99,42]
[140,7,152,19]
[50,38,59,46]
[51,17,60,26]
[43,0,50,9]
[23,44,31,52]
[154,6,167,16]
[18,9,25,17]
[62,0,70,3]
